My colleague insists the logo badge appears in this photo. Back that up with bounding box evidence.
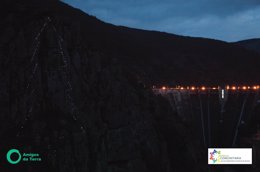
[6,149,22,165]
[208,148,252,165]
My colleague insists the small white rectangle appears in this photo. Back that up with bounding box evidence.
[221,89,225,99]
[208,148,252,165]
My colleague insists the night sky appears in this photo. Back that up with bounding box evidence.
[62,0,260,42]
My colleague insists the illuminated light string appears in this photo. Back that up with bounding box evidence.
[26,18,51,90]
[17,17,87,137]
[52,21,87,133]
[17,18,51,137]
[156,85,260,91]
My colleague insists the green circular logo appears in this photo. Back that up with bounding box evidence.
[6,149,22,165]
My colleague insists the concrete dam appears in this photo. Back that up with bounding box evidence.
[153,87,260,167]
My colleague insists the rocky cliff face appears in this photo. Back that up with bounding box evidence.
[0,1,207,172]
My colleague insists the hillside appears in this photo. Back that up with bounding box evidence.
[0,1,206,172]
[2,0,260,86]
[235,39,260,54]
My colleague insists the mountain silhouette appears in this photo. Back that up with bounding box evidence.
[235,38,260,54]
[3,0,260,86]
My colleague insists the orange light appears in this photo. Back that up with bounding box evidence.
[232,86,236,90]
[226,86,230,90]
[212,87,217,90]
[191,87,196,90]
[201,86,206,91]
[242,86,247,90]
[180,87,184,90]
[253,86,257,90]
[162,86,166,90]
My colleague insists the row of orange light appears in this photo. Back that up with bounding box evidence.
[160,85,260,91]
[226,86,260,90]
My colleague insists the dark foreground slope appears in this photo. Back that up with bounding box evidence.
[0,1,206,172]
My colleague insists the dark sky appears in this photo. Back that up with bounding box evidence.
[63,0,260,42]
